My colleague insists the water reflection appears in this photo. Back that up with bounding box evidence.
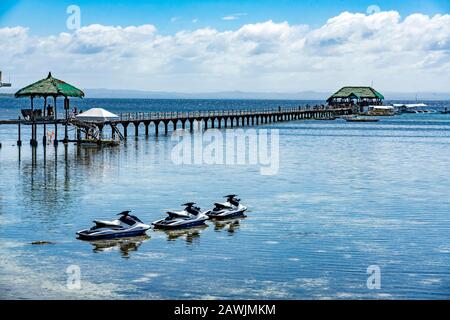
[212,217,245,235]
[84,235,150,258]
[158,225,208,245]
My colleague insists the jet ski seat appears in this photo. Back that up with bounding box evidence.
[214,203,233,209]
[92,220,124,229]
[119,215,141,226]
[185,207,200,215]
[166,211,189,219]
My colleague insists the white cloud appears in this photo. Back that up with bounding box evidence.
[222,13,247,21]
[222,15,237,21]
[1,11,449,92]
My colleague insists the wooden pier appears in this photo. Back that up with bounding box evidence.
[0,106,351,147]
[107,107,350,137]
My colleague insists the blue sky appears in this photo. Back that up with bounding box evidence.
[1,0,449,35]
[0,1,449,93]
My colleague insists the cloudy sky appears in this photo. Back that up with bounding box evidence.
[0,0,449,93]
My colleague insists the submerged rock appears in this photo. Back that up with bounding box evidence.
[30,241,55,245]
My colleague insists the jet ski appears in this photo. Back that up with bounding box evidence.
[206,195,247,219]
[152,203,209,229]
[76,211,151,240]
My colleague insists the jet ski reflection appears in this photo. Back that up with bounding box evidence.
[213,217,244,234]
[86,235,150,258]
[158,225,208,245]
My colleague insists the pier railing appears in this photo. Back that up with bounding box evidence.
[118,106,330,121]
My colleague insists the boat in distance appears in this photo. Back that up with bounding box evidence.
[344,116,380,123]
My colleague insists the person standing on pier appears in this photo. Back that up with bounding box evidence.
[47,104,54,118]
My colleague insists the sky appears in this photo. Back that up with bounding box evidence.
[0,0,449,93]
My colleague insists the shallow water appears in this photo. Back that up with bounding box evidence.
[1,98,449,299]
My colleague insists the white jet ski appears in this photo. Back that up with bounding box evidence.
[152,203,209,230]
[76,211,151,240]
[206,195,247,219]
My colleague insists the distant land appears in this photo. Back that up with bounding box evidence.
[2,89,450,100]
[84,89,450,101]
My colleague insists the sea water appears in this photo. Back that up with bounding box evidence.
[0,98,449,299]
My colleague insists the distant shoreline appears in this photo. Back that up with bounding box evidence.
[2,86,450,101]
[2,91,450,101]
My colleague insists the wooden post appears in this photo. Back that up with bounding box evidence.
[43,96,47,145]
[155,121,160,136]
[17,117,22,146]
[64,97,69,143]
[30,96,37,146]
[99,125,103,141]
[123,123,128,138]
[145,122,149,136]
[54,96,58,146]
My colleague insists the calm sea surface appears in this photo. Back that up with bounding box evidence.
[0,97,449,299]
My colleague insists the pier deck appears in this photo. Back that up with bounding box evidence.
[109,107,351,137]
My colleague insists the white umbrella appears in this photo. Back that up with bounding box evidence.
[75,108,119,122]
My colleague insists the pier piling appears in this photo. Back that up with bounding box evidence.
[17,117,22,146]
[144,121,150,136]
[134,122,139,137]
[123,123,128,138]
[164,121,169,135]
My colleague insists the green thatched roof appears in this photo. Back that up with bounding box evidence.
[327,86,384,101]
[15,72,84,98]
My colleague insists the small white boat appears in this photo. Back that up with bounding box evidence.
[367,105,395,116]
[344,116,379,123]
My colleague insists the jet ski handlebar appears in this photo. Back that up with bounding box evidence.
[225,195,240,202]
[117,210,132,216]
[182,202,196,207]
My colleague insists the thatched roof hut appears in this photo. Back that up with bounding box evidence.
[327,86,384,107]
[15,72,84,99]
[14,72,85,145]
